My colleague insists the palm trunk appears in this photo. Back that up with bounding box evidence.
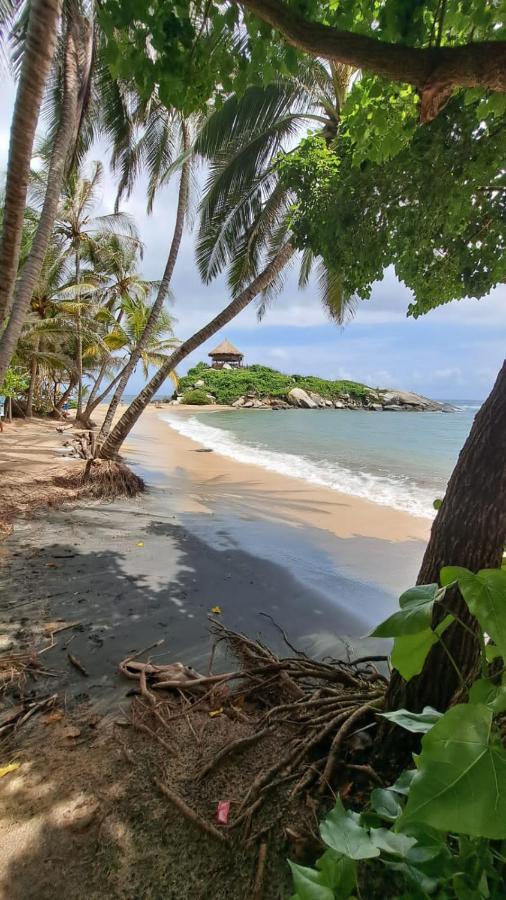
[385,360,506,714]
[75,248,84,419]
[0,0,61,325]
[54,377,76,412]
[99,242,295,459]
[85,368,125,417]
[0,21,80,387]
[26,339,40,417]
[7,397,12,423]
[98,122,191,444]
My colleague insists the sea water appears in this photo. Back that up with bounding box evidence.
[162,403,479,519]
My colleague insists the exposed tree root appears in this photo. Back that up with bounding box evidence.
[120,620,386,839]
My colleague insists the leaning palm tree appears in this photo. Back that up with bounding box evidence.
[0,0,61,329]
[0,0,138,384]
[97,103,195,445]
[99,63,354,459]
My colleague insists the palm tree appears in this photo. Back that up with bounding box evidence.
[99,63,354,459]
[50,159,140,420]
[0,0,138,384]
[97,106,194,444]
[0,0,61,328]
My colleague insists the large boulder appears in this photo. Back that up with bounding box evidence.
[379,389,454,412]
[232,397,245,407]
[287,388,319,409]
[334,400,345,409]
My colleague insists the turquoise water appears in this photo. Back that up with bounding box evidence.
[163,402,479,519]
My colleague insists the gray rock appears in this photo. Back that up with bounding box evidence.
[243,400,254,408]
[287,388,318,409]
[383,404,403,411]
[379,389,454,412]
[368,403,383,411]
[324,399,333,407]
[231,397,245,407]
[334,400,345,409]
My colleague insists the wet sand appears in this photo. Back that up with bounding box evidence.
[0,404,430,710]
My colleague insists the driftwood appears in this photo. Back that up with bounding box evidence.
[155,778,230,845]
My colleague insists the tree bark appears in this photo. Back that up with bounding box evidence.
[98,121,191,444]
[0,20,80,386]
[26,340,39,417]
[385,360,506,713]
[74,248,84,419]
[98,242,296,459]
[0,0,61,325]
[237,0,506,121]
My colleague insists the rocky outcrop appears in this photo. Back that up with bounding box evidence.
[378,390,454,412]
[287,388,319,409]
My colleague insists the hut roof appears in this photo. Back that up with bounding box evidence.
[208,339,243,357]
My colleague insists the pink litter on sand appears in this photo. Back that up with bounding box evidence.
[216,800,230,825]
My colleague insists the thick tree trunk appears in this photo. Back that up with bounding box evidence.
[238,0,506,121]
[0,0,61,324]
[75,250,84,419]
[0,21,80,386]
[98,122,191,444]
[54,377,76,412]
[99,243,296,459]
[85,367,125,417]
[385,360,506,713]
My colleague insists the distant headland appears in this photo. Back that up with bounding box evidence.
[169,362,454,412]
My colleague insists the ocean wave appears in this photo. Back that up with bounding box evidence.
[161,414,436,520]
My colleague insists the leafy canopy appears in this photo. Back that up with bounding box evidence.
[277,96,505,316]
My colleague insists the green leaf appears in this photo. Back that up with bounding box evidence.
[320,797,380,860]
[389,769,417,796]
[440,567,506,662]
[370,788,403,821]
[468,677,506,714]
[379,706,443,734]
[370,827,417,858]
[385,861,439,894]
[288,861,334,900]
[399,703,506,839]
[391,615,453,680]
[316,850,357,896]
[371,584,445,637]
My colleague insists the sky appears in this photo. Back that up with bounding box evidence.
[1,83,504,402]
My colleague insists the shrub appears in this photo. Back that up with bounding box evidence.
[181,389,213,405]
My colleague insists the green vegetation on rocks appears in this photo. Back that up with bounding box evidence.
[178,363,370,406]
[180,388,213,405]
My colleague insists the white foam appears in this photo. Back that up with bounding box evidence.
[161,414,436,520]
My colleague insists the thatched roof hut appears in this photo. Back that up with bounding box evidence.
[208,339,244,369]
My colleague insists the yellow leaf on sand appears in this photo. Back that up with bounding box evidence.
[137,542,144,548]
[211,606,222,614]
[0,762,21,778]
[209,708,223,718]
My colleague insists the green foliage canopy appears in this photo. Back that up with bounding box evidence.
[277,97,505,316]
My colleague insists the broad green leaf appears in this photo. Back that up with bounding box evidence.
[316,850,357,897]
[371,584,445,637]
[370,827,417,858]
[468,677,506,714]
[441,567,506,662]
[320,797,380,860]
[398,823,449,864]
[288,861,334,900]
[399,703,506,839]
[380,706,443,734]
[370,788,402,821]
[385,861,439,894]
[389,769,417,796]
[391,615,453,680]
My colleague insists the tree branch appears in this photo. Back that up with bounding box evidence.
[236,0,506,122]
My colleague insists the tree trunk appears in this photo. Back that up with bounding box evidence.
[0,0,61,325]
[7,397,12,423]
[54,377,76,412]
[385,360,506,713]
[75,249,84,419]
[26,341,39,417]
[237,0,506,121]
[85,367,125,417]
[0,20,80,386]
[98,121,191,444]
[99,242,296,459]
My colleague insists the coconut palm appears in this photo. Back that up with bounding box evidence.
[0,0,61,329]
[0,0,138,385]
[50,158,140,419]
[97,105,194,444]
[99,63,354,459]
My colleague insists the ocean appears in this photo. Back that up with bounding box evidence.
[162,403,480,520]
